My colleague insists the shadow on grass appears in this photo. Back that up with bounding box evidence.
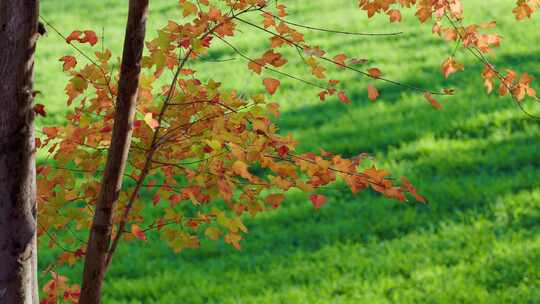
[35,12,540,301]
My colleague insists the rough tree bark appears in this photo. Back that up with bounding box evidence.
[79,1,149,303]
[0,0,40,303]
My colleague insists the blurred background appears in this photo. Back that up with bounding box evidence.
[37,1,540,303]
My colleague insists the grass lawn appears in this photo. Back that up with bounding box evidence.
[37,1,540,303]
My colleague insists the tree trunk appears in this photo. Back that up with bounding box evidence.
[0,0,40,303]
[79,1,149,303]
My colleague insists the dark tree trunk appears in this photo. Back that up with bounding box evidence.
[0,0,40,303]
[79,1,149,303]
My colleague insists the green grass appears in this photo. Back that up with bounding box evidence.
[37,1,540,303]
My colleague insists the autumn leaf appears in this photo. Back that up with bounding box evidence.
[262,50,287,67]
[100,125,112,133]
[441,57,464,78]
[367,84,379,101]
[310,194,327,209]
[169,194,182,206]
[59,56,77,71]
[144,112,159,130]
[180,0,198,17]
[248,59,264,74]
[367,68,381,78]
[131,224,146,241]
[401,176,427,203]
[266,193,285,208]
[511,72,536,101]
[83,30,98,46]
[424,92,442,109]
[387,9,402,22]
[224,233,242,250]
[201,36,213,47]
[349,58,369,65]
[65,30,82,44]
[415,7,432,23]
[332,53,347,68]
[232,160,252,180]
[513,2,538,20]
[180,68,195,75]
[42,126,58,138]
[277,4,287,17]
[337,91,351,104]
[187,219,199,229]
[442,88,456,95]
[276,145,289,157]
[205,227,221,240]
[311,65,326,79]
[66,30,98,46]
[152,195,160,206]
[266,102,280,117]
[263,78,280,95]
[384,187,406,202]
[34,104,47,117]
[482,65,497,94]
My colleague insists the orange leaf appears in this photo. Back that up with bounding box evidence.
[266,102,280,118]
[131,224,146,241]
[42,127,58,137]
[232,160,252,180]
[401,176,427,203]
[424,92,442,109]
[66,30,82,44]
[415,7,432,23]
[337,91,351,104]
[277,4,287,17]
[387,9,402,22]
[66,30,98,46]
[181,1,198,17]
[248,59,264,74]
[263,78,280,95]
[441,57,464,79]
[59,56,77,71]
[367,68,381,78]
[224,233,242,250]
[332,53,347,68]
[367,84,379,101]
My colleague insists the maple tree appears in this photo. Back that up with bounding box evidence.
[31,0,538,303]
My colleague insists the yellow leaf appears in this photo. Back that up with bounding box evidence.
[180,0,198,17]
[205,227,221,240]
[144,112,159,130]
[232,160,252,180]
[266,102,280,118]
